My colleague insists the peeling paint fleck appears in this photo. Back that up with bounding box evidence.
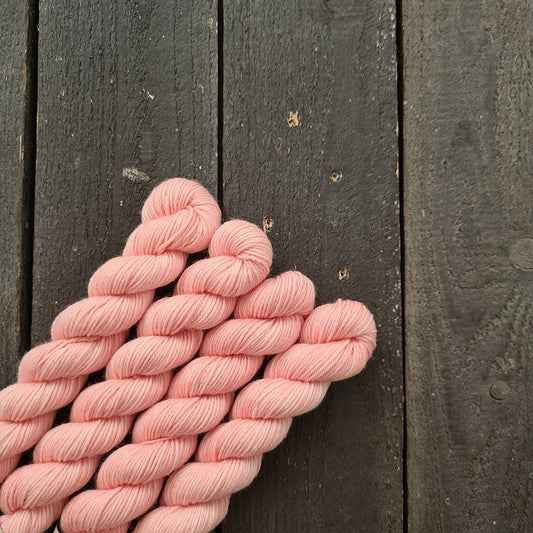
[287,111,299,127]
[262,217,274,233]
[338,268,349,280]
[122,168,150,182]
[330,171,342,182]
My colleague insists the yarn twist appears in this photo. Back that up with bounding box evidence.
[0,220,273,533]
[0,178,220,485]
[135,299,377,533]
[59,270,312,533]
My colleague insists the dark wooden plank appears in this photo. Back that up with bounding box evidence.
[0,0,36,387]
[222,1,402,531]
[404,1,533,531]
[32,0,218,346]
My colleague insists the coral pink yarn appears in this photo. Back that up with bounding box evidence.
[0,178,220,486]
[135,299,377,533]
[59,270,313,533]
[0,220,273,533]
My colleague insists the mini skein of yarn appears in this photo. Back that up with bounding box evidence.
[0,220,272,533]
[60,270,313,533]
[0,178,220,484]
[134,299,377,533]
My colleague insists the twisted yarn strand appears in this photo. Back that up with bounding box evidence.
[54,220,272,533]
[0,220,272,533]
[0,178,220,487]
[170,271,315,408]
[60,270,311,533]
[135,299,377,533]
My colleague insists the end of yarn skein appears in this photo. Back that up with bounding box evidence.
[177,220,274,298]
[301,299,377,349]
[125,178,221,256]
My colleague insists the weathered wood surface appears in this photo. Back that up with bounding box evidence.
[404,1,533,532]
[32,0,218,352]
[221,1,402,531]
[2,0,532,531]
[0,0,36,388]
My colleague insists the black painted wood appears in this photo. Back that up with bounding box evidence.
[220,1,402,531]
[0,0,36,387]
[404,1,533,531]
[32,0,219,348]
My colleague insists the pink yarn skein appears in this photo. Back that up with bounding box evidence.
[59,271,313,533]
[0,178,220,484]
[0,220,273,533]
[135,299,377,533]
[61,272,315,533]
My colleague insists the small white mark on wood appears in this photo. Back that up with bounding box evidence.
[338,268,349,280]
[142,88,155,100]
[330,171,342,182]
[122,168,151,182]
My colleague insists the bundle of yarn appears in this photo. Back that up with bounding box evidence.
[0,178,377,533]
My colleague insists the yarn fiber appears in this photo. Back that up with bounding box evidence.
[135,299,377,533]
[0,220,273,533]
[60,270,313,533]
[0,178,220,485]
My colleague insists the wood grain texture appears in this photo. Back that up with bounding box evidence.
[221,1,402,531]
[0,0,36,387]
[404,1,533,531]
[32,0,218,347]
